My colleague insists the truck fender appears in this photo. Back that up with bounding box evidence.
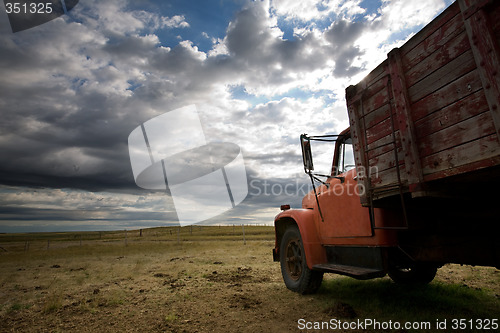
[274,209,327,269]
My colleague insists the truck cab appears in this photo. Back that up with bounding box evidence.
[273,129,438,294]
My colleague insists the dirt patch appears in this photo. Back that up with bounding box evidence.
[324,302,357,319]
[0,237,498,332]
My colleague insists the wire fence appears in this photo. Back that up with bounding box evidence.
[0,224,274,254]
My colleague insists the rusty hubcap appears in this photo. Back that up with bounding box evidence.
[285,238,303,281]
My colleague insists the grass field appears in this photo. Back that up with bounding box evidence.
[0,226,499,332]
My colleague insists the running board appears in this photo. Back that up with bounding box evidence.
[313,264,386,280]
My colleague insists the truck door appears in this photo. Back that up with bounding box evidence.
[315,136,373,239]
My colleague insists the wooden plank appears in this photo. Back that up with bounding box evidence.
[411,68,483,122]
[346,62,388,104]
[364,61,389,91]
[365,117,393,146]
[424,151,500,182]
[368,147,405,173]
[363,103,392,130]
[361,84,390,116]
[367,130,400,153]
[418,111,496,157]
[408,49,476,103]
[460,0,500,143]
[402,3,462,68]
[459,0,493,19]
[370,165,407,188]
[405,29,471,88]
[415,89,489,139]
[347,99,370,206]
[388,48,424,191]
[422,133,500,176]
[367,131,402,160]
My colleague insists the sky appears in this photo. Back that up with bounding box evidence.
[0,0,454,232]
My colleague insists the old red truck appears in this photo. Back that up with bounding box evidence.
[273,0,500,294]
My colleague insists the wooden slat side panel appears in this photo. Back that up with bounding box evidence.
[388,48,424,189]
[424,154,500,183]
[347,71,389,107]
[401,2,461,61]
[356,60,389,95]
[363,103,392,130]
[347,99,370,206]
[365,117,393,146]
[367,132,397,153]
[405,29,471,88]
[364,61,389,90]
[367,130,402,160]
[408,49,476,104]
[422,133,500,177]
[360,83,390,117]
[460,0,500,142]
[369,147,405,173]
[411,69,483,122]
[418,111,496,158]
[371,165,407,188]
[415,89,489,139]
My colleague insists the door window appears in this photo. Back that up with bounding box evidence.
[336,137,355,175]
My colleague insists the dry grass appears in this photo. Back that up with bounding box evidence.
[0,226,498,332]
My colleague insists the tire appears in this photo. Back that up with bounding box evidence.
[388,263,437,285]
[279,226,323,294]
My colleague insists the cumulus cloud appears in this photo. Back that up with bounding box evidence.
[0,0,453,230]
[271,0,366,22]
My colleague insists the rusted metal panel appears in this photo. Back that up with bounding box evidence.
[459,0,500,143]
[387,48,424,192]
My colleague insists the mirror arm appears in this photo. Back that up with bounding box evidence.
[308,173,324,222]
[311,174,330,187]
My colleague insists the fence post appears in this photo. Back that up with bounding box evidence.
[242,224,246,245]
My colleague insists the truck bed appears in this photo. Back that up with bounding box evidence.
[346,0,500,205]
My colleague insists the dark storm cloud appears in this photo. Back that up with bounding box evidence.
[0,0,376,195]
[325,19,367,76]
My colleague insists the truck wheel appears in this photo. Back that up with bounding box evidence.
[388,263,437,285]
[280,226,323,294]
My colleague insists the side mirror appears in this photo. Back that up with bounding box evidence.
[300,134,313,173]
